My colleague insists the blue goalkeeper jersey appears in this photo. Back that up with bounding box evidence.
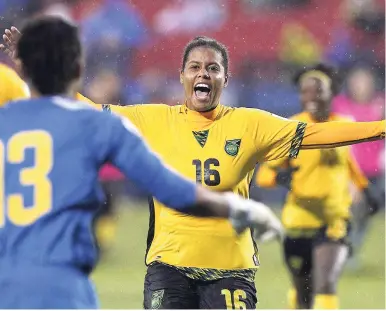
[0,96,196,273]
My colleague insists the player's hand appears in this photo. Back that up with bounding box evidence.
[255,229,281,243]
[0,26,21,61]
[363,184,382,216]
[249,202,284,243]
[225,193,284,240]
[275,166,299,190]
[252,219,283,243]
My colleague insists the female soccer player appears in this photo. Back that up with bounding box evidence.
[256,64,382,309]
[2,31,385,309]
[0,18,282,309]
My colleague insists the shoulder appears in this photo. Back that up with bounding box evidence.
[289,112,309,121]
[57,98,141,136]
[225,107,265,118]
[51,96,113,125]
[0,63,28,90]
[111,103,174,118]
[0,64,29,105]
[0,63,18,79]
[51,96,99,112]
[134,103,177,114]
[230,107,295,123]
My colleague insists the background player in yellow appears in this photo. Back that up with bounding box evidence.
[0,62,29,105]
[2,30,385,309]
[256,64,382,309]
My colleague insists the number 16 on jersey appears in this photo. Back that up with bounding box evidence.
[192,158,221,186]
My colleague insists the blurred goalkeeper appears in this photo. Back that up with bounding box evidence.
[0,16,280,309]
[256,64,382,309]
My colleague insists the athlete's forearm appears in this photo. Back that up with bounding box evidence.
[348,155,369,190]
[186,188,231,218]
[301,120,385,149]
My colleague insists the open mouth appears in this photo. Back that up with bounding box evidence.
[194,83,211,100]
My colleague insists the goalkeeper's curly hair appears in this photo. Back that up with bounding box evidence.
[17,16,82,95]
[293,63,343,96]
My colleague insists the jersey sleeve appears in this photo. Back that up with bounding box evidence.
[91,111,197,211]
[0,65,29,106]
[249,109,306,162]
[301,120,385,149]
[249,109,385,162]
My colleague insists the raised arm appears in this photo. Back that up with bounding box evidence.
[249,109,384,162]
[301,120,385,149]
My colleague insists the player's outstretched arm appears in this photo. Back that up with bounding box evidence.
[250,110,384,161]
[301,120,385,149]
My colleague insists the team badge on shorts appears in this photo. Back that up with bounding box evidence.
[225,139,241,156]
[151,289,164,309]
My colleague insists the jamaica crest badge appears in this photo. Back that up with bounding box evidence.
[224,139,241,156]
[151,289,165,309]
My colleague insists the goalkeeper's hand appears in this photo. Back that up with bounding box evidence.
[225,193,284,241]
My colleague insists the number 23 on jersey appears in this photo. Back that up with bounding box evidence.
[0,130,53,228]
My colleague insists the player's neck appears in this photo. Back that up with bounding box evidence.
[29,87,77,99]
[181,102,223,130]
[183,102,222,120]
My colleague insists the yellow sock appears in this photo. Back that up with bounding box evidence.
[96,216,117,249]
[313,294,339,309]
[287,288,297,309]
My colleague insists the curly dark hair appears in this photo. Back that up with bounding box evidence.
[17,16,82,95]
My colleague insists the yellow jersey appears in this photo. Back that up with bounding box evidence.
[256,112,369,231]
[79,97,305,278]
[0,63,29,105]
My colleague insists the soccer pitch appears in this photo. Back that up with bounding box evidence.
[92,202,385,309]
